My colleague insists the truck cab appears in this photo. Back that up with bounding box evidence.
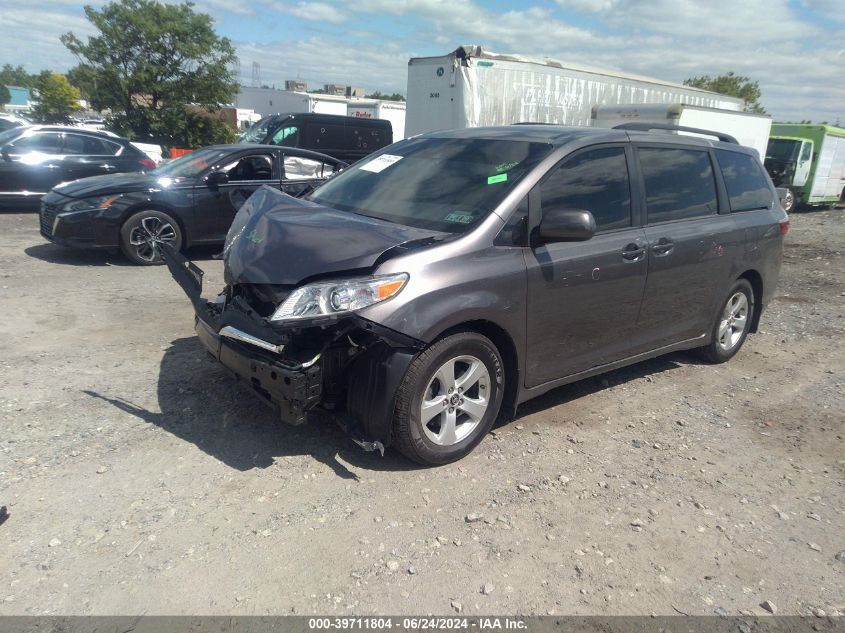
[765,124,845,212]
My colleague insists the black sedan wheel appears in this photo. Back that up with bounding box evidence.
[120,210,183,265]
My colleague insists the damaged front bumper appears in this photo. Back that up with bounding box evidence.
[161,245,423,448]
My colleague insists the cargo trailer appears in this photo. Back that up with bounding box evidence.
[406,45,743,136]
[347,100,407,140]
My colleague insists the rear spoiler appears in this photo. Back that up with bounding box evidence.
[613,122,739,145]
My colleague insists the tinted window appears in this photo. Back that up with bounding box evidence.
[154,148,233,178]
[309,137,552,233]
[270,125,299,147]
[10,132,63,154]
[222,154,274,181]
[715,149,773,212]
[64,134,120,156]
[639,148,717,222]
[540,147,631,231]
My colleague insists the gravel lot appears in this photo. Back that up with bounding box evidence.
[1,206,843,617]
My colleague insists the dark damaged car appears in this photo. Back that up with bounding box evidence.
[39,144,345,265]
[163,124,787,465]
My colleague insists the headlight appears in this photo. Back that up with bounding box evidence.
[270,273,409,322]
[61,194,121,212]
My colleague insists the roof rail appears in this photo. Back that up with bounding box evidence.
[613,122,738,145]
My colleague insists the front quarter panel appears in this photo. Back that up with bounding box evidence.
[359,212,527,365]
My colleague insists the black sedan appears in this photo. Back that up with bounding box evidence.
[0,125,156,208]
[39,144,346,264]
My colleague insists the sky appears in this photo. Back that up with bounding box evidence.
[1,0,844,123]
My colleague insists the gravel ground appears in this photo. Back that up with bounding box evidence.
[0,206,843,617]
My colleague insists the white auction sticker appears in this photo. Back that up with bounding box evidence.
[359,154,403,173]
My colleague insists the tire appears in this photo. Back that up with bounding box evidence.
[782,188,796,213]
[393,332,504,465]
[119,210,183,265]
[697,279,755,364]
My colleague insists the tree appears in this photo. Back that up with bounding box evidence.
[31,73,81,123]
[0,85,10,109]
[365,91,406,102]
[684,72,765,113]
[108,106,234,148]
[0,64,39,89]
[61,0,238,145]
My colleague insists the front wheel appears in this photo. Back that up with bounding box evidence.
[697,279,755,363]
[393,332,504,465]
[782,188,796,213]
[119,210,183,265]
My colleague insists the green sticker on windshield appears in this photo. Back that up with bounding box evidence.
[487,173,508,185]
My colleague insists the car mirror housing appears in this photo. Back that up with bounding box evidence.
[206,170,229,188]
[537,208,596,243]
[0,147,10,162]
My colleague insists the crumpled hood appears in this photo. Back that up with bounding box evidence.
[223,186,445,286]
[51,172,182,198]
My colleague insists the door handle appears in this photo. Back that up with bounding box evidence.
[621,243,646,262]
[652,239,674,256]
[101,164,116,170]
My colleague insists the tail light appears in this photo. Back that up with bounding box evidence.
[139,158,156,170]
[779,220,789,236]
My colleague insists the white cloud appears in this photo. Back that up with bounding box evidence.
[0,0,842,123]
[272,1,349,23]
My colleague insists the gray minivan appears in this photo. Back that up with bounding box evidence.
[164,124,788,465]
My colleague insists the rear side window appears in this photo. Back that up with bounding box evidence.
[64,134,120,156]
[715,149,773,211]
[540,146,632,231]
[639,147,718,223]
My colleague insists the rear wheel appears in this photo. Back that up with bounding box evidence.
[393,332,504,465]
[119,210,182,265]
[697,279,754,363]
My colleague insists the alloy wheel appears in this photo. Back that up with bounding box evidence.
[420,355,490,446]
[717,291,749,351]
[128,216,177,262]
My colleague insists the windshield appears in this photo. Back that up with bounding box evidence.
[307,137,553,233]
[766,138,801,162]
[0,127,23,147]
[237,116,281,144]
[154,148,232,178]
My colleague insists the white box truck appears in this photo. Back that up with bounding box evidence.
[235,87,349,117]
[592,103,772,158]
[406,46,743,136]
[347,100,407,140]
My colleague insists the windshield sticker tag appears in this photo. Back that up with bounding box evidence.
[487,173,508,185]
[360,154,403,173]
[444,212,474,224]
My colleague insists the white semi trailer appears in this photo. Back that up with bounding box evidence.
[406,46,743,136]
[592,103,772,158]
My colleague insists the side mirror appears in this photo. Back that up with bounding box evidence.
[206,170,229,188]
[1,147,10,162]
[538,208,596,243]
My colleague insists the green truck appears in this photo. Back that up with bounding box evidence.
[764,124,845,212]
